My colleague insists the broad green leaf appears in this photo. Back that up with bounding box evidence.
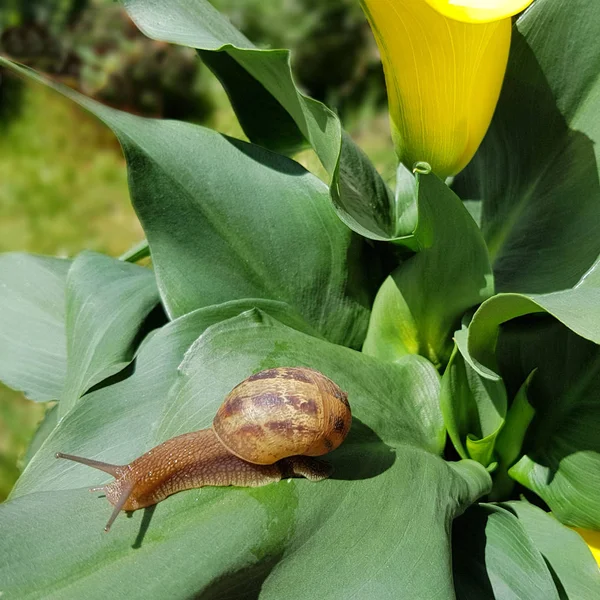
[9,307,212,499]
[0,58,379,349]
[159,309,446,455]
[501,501,600,598]
[0,310,490,599]
[121,125,376,347]
[452,503,560,600]
[122,0,402,242]
[0,253,70,401]
[58,251,159,420]
[0,456,488,600]
[363,170,493,367]
[497,320,600,528]
[440,338,507,468]
[10,300,317,498]
[455,0,600,294]
[123,0,334,165]
[465,257,600,380]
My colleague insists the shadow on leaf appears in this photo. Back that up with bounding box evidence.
[452,507,494,600]
[498,318,600,486]
[328,417,395,481]
[196,552,284,600]
[131,504,156,550]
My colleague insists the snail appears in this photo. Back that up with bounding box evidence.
[56,367,351,532]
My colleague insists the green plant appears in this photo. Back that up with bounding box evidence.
[0,0,599,598]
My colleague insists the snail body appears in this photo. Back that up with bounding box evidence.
[56,367,350,532]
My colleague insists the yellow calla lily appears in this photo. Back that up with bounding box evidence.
[425,0,535,23]
[573,528,600,567]
[361,0,534,178]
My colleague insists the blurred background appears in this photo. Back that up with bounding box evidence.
[0,0,395,499]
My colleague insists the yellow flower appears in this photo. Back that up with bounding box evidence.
[361,0,534,178]
[425,0,535,23]
[574,528,600,567]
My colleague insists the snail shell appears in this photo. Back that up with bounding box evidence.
[213,367,351,464]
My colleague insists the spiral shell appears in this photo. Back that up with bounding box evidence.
[212,367,351,465]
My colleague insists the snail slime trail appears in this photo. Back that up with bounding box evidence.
[55,367,351,532]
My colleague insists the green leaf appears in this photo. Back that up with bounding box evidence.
[122,0,401,242]
[58,251,159,420]
[123,0,335,166]
[455,0,600,294]
[0,57,379,349]
[159,309,446,455]
[501,501,600,599]
[0,253,70,401]
[1,311,490,599]
[10,300,319,498]
[334,132,401,241]
[452,503,560,600]
[495,320,600,528]
[491,372,536,500]
[462,200,482,229]
[465,257,600,380]
[122,126,375,347]
[197,49,309,157]
[440,336,507,468]
[119,239,150,263]
[0,458,488,599]
[363,171,494,367]
[393,162,419,240]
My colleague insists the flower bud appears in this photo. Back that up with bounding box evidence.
[361,0,533,178]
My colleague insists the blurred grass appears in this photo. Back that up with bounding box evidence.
[0,69,395,502]
[0,76,141,501]
[0,78,142,256]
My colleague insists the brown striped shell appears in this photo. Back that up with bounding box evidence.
[212,367,351,465]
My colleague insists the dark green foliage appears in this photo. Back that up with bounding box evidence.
[214,0,385,114]
[0,0,599,597]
